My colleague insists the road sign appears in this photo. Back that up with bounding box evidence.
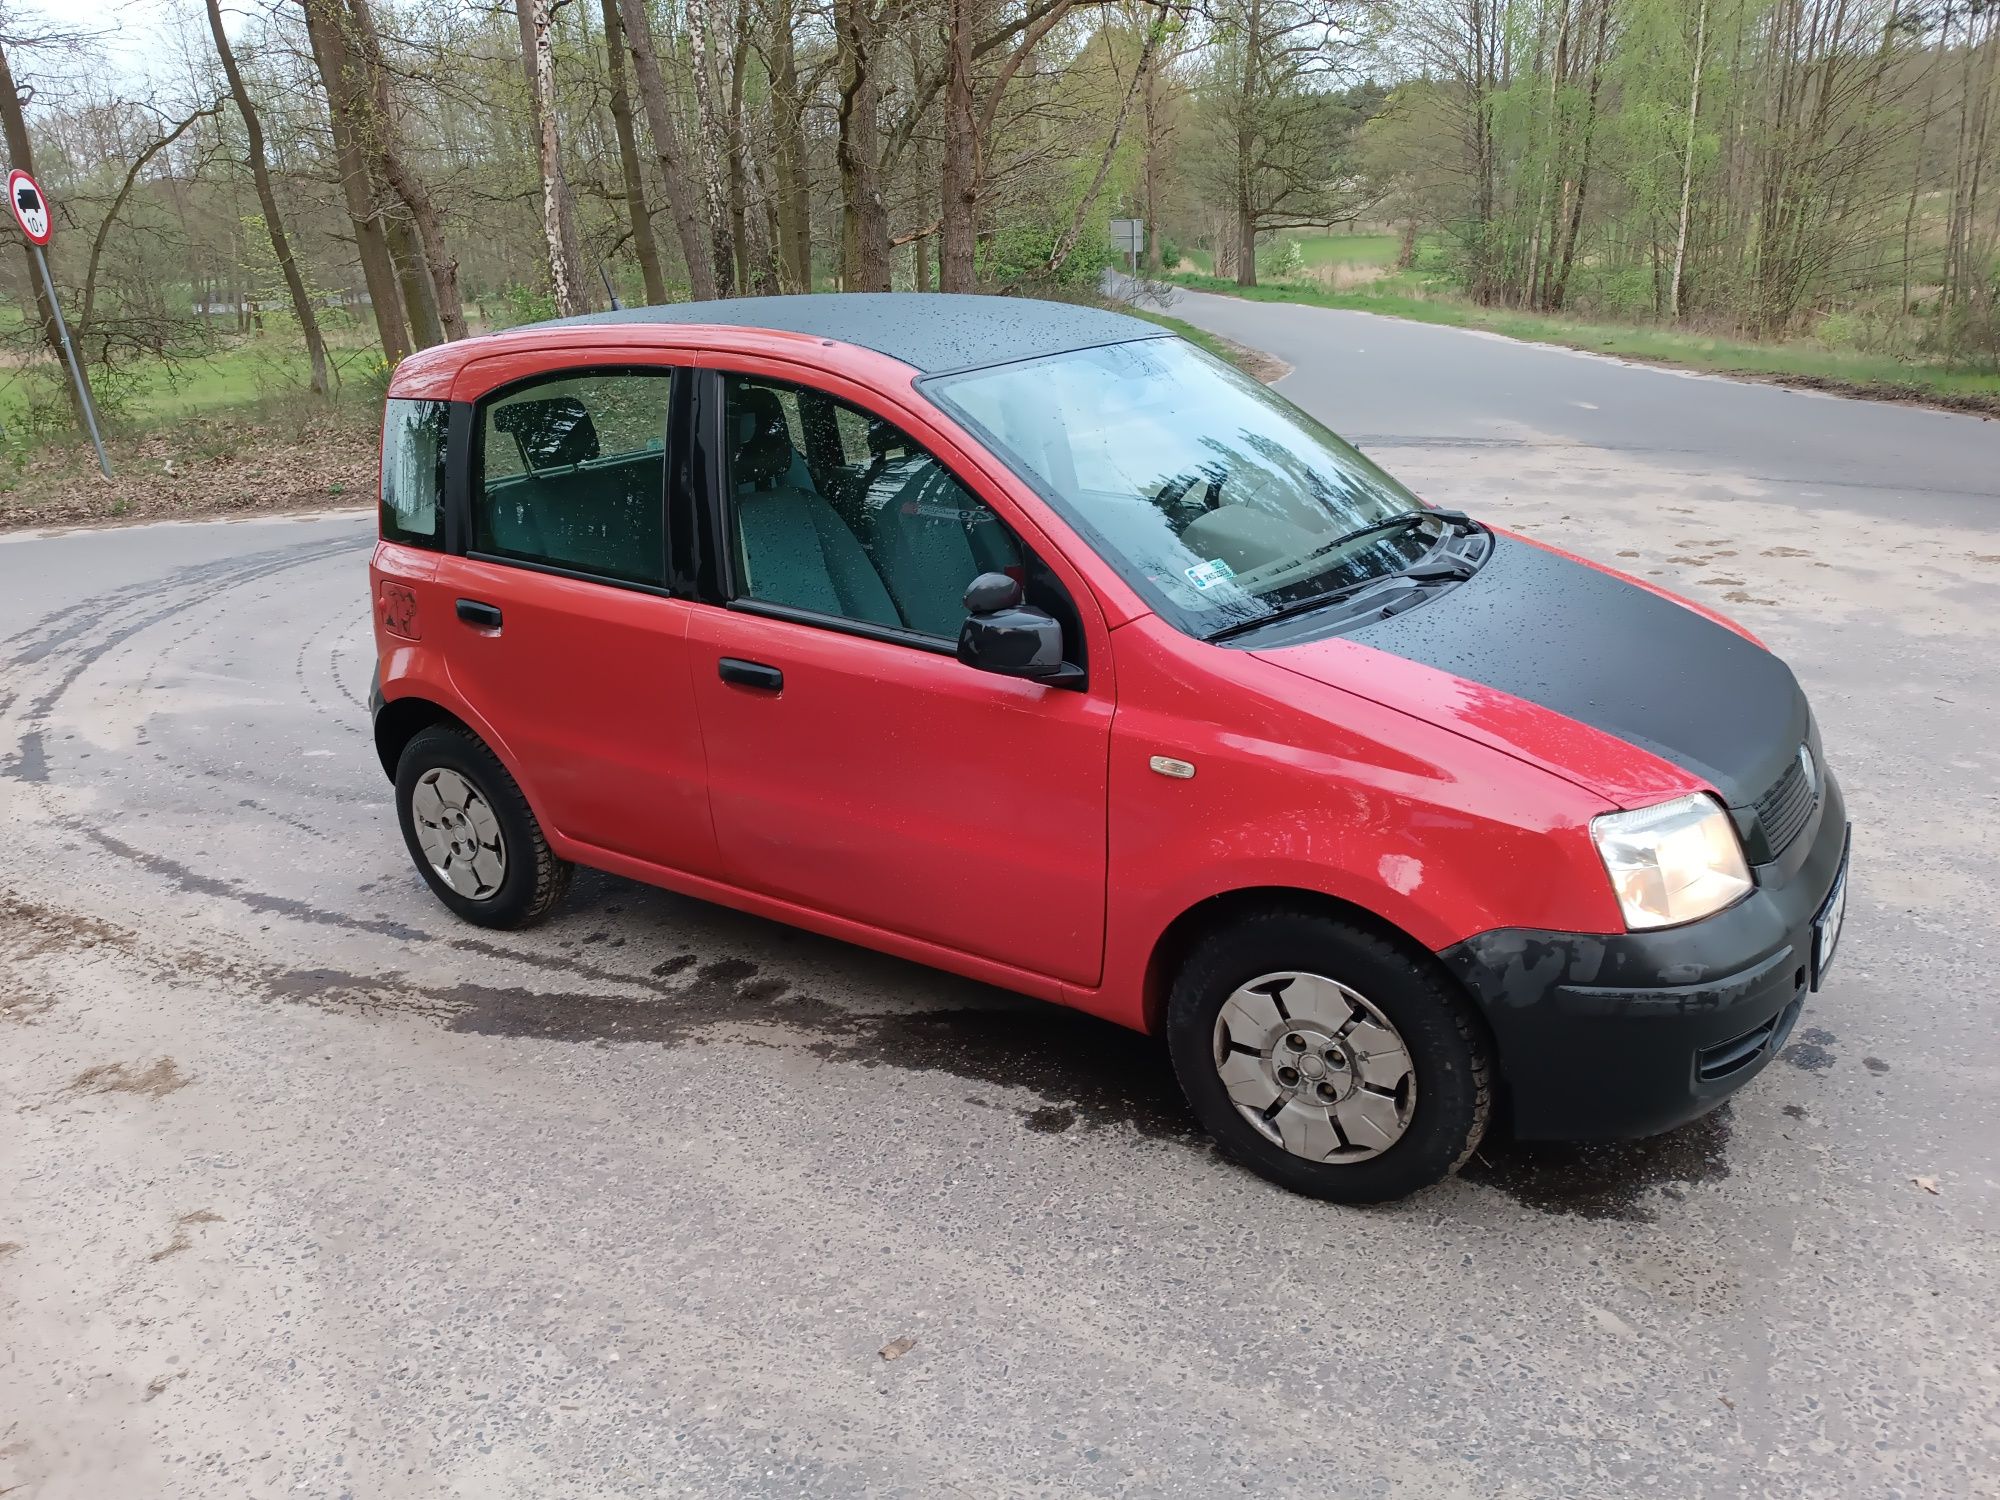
[1110,217,1145,254]
[6,164,109,477]
[8,168,51,245]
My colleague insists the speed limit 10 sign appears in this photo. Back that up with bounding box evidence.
[8,168,51,245]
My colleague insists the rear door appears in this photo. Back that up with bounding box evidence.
[437,360,720,877]
[684,365,1112,985]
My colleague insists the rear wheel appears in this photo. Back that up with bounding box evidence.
[395,724,571,929]
[1167,909,1491,1203]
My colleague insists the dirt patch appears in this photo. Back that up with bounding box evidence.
[0,403,377,532]
[66,1058,189,1100]
[1225,337,1292,385]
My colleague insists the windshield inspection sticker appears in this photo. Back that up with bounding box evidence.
[1184,558,1236,591]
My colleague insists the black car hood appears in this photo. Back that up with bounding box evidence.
[1296,535,1807,808]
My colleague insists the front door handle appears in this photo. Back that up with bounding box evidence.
[456,598,503,630]
[718,657,783,692]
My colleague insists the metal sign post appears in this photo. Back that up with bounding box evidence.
[8,167,110,479]
[1110,217,1146,276]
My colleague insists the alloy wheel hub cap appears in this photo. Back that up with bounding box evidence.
[1211,971,1417,1163]
[410,768,507,900]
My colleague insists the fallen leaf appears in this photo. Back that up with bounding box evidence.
[1912,1176,1940,1195]
[879,1335,916,1362]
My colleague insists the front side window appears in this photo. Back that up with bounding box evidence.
[724,374,1022,639]
[473,370,673,586]
[381,397,447,549]
[930,338,1443,638]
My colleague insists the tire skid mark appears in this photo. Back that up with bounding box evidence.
[56,817,674,993]
[9,537,368,728]
[292,601,370,739]
[5,529,691,997]
[4,535,365,796]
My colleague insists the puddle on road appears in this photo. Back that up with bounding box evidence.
[1461,1107,1734,1223]
[266,955,1197,1141]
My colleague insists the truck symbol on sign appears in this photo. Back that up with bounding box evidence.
[12,180,47,241]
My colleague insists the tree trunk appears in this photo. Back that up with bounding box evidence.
[617,0,719,299]
[1547,0,1610,312]
[510,0,586,315]
[205,0,328,393]
[1668,0,1709,320]
[299,0,411,361]
[343,0,468,338]
[939,0,978,291]
[727,0,759,293]
[1234,0,1261,287]
[685,0,738,295]
[1141,23,1164,274]
[600,0,667,304]
[388,214,443,347]
[836,0,891,291]
[769,0,812,292]
[523,0,583,315]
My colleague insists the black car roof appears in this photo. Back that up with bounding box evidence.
[537,292,1167,377]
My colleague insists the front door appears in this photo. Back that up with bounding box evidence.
[439,364,719,877]
[686,369,1111,985]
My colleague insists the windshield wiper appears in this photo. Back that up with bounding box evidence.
[1320,510,1431,552]
[1203,579,1391,642]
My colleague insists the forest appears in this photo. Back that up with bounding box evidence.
[0,0,1997,445]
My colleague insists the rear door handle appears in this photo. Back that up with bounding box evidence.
[456,598,503,630]
[718,657,783,692]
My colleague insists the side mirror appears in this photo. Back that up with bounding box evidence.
[956,572,1084,689]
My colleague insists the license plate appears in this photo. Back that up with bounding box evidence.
[1812,852,1849,990]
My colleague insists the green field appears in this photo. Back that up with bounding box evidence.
[0,330,388,443]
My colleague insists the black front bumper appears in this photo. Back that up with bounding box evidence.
[1441,775,1849,1140]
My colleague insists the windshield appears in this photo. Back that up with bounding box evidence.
[929,337,1437,638]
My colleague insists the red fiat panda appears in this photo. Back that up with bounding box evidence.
[369,293,1850,1202]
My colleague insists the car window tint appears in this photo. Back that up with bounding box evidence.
[724,374,1022,640]
[381,398,447,549]
[474,371,671,586]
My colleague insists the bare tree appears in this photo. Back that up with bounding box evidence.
[523,0,583,314]
[836,0,891,290]
[299,0,409,358]
[617,0,719,299]
[600,0,667,303]
[203,0,328,392]
[340,0,466,339]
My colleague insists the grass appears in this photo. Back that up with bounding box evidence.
[1157,266,2000,408]
[0,327,389,442]
[1120,306,1256,370]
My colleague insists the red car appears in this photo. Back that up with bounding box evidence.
[369,294,1850,1202]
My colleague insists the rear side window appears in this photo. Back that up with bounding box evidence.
[473,370,673,586]
[381,398,448,549]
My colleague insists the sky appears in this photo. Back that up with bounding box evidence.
[7,0,244,91]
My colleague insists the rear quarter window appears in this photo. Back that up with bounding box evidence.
[382,398,449,548]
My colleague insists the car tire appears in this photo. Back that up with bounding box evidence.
[394,724,572,930]
[1167,909,1492,1203]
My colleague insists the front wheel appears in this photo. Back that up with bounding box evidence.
[1167,910,1492,1203]
[394,724,572,929]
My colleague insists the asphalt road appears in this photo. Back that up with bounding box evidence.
[4,296,1998,1497]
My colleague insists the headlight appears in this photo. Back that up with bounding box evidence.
[1591,793,1752,930]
